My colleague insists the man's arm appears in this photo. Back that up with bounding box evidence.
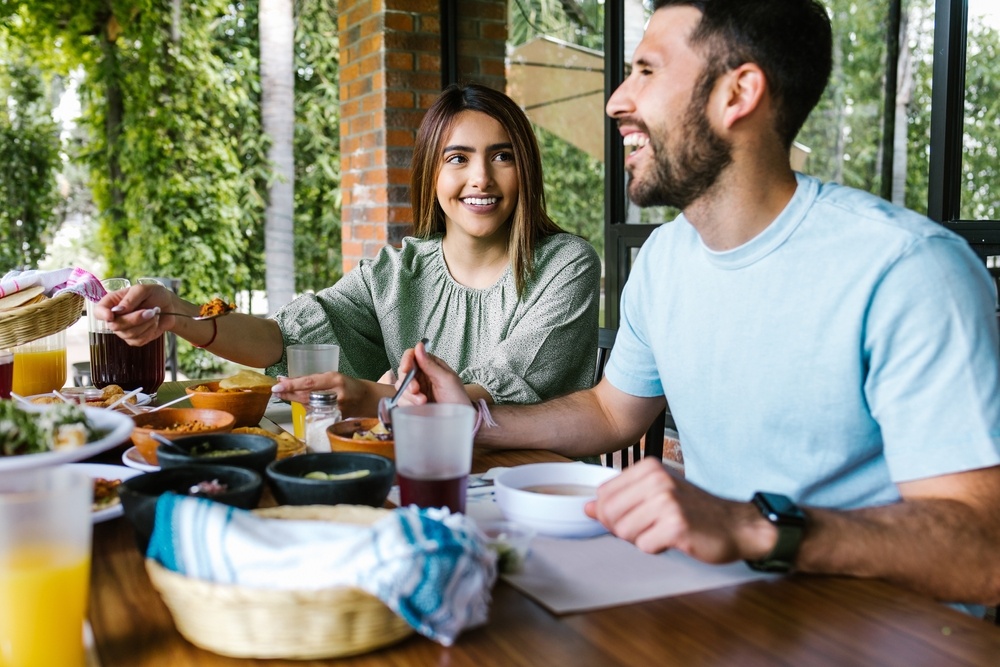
[589,459,1000,604]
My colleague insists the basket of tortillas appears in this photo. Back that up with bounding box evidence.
[0,285,84,348]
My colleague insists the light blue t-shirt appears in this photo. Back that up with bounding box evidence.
[605,174,1000,508]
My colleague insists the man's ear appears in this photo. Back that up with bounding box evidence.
[717,63,767,129]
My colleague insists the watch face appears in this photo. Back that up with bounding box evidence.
[755,492,806,525]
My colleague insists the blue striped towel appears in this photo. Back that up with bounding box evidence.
[146,493,498,646]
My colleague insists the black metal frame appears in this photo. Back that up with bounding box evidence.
[440,0,458,89]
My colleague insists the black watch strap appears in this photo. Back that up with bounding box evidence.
[745,492,806,573]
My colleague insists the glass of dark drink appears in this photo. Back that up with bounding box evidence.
[87,278,165,395]
[0,349,12,399]
[393,404,476,513]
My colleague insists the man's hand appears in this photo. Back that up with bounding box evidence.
[585,458,774,564]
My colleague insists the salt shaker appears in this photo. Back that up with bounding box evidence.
[304,392,341,453]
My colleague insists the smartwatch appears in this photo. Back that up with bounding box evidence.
[745,492,807,573]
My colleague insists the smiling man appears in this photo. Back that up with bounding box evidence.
[397,0,1000,612]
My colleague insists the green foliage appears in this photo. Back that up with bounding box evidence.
[959,15,1000,220]
[293,0,342,292]
[0,36,62,271]
[535,124,604,254]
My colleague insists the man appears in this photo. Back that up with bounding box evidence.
[398,0,1000,609]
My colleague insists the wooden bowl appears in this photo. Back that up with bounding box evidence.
[185,381,272,428]
[326,418,394,460]
[131,408,236,466]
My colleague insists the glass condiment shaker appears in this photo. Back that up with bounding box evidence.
[304,392,341,453]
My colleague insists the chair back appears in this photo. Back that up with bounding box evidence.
[595,328,670,469]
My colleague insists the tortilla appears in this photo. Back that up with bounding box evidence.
[220,369,277,390]
[0,285,45,312]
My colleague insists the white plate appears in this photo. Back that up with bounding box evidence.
[0,406,134,473]
[26,391,152,407]
[122,446,159,472]
[71,462,144,523]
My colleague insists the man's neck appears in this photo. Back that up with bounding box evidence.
[684,164,799,252]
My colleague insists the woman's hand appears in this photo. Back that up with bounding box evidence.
[93,284,179,347]
[395,341,470,406]
[271,372,393,418]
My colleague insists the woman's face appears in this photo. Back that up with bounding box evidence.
[435,110,519,245]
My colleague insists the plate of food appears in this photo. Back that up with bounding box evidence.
[71,462,144,523]
[0,402,134,472]
[26,386,152,410]
[122,446,160,472]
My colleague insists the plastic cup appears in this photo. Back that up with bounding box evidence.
[0,467,93,667]
[393,403,476,513]
[286,344,340,440]
[88,277,165,395]
[11,330,66,395]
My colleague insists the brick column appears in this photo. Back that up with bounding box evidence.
[338,0,507,271]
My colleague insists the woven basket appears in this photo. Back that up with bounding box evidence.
[145,505,414,660]
[0,291,84,348]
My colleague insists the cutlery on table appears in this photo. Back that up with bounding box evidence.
[105,387,143,411]
[377,337,430,430]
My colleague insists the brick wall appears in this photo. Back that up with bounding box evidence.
[338,0,507,271]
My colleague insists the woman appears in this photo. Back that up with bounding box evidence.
[95,84,600,417]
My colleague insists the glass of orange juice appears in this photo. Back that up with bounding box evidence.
[286,344,340,440]
[0,466,92,667]
[11,330,67,395]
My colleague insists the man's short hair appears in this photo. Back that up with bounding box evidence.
[653,0,833,148]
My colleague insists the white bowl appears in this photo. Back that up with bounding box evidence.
[494,463,619,538]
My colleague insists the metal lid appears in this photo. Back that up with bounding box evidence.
[308,391,338,405]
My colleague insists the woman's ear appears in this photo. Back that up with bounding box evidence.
[718,63,767,129]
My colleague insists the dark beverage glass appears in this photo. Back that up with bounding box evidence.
[89,332,165,394]
[0,351,12,399]
[398,473,468,513]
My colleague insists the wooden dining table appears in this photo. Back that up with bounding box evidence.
[85,382,1000,666]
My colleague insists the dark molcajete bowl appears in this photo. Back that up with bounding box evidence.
[156,433,278,475]
[118,464,263,553]
[265,452,394,507]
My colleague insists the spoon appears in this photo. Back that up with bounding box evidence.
[8,392,34,407]
[145,394,192,413]
[155,309,233,321]
[377,337,430,429]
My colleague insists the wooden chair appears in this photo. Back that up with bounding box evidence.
[595,328,673,469]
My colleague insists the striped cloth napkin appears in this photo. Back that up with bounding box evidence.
[0,267,107,301]
[146,493,498,646]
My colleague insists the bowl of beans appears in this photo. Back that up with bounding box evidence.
[130,408,236,466]
[157,433,278,475]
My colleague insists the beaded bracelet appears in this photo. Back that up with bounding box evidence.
[193,317,218,349]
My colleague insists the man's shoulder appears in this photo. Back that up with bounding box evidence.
[811,179,945,236]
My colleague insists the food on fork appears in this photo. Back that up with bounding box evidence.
[198,297,235,318]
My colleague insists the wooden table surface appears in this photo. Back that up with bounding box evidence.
[85,382,1000,666]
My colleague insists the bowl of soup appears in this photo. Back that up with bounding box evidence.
[494,463,619,538]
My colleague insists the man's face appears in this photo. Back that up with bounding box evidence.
[607,7,733,210]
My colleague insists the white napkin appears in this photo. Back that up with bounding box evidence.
[0,267,106,301]
[146,494,498,646]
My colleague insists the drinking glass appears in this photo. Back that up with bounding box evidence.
[0,349,12,399]
[393,403,476,513]
[11,330,66,395]
[88,277,165,395]
[286,343,340,440]
[0,467,93,667]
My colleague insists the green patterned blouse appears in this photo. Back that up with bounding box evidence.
[267,233,600,405]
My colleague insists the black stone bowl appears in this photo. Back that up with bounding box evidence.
[157,433,278,475]
[118,464,263,553]
[265,452,394,507]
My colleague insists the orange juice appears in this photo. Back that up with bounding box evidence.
[12,348,67,395]
[0,545,90,667]
[291,400,307,440]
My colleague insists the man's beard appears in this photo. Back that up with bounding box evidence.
[627,89,733,210]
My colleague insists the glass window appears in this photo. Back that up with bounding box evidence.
[506,0,606,257]
[960,0,1000,220]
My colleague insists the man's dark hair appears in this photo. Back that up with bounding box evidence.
[653,0,833,148]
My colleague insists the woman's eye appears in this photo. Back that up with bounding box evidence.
[444,154,466,164]
[494,151,514,162]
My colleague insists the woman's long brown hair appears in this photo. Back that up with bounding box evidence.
[410,83,564,297]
